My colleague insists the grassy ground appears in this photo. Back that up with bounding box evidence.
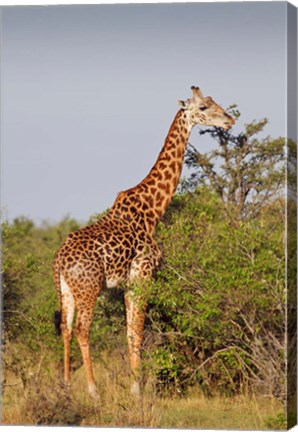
[2,349,285,429]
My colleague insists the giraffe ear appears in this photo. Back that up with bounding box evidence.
[178,100,189,110]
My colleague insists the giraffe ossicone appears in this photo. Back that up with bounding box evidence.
[53,86,234,398]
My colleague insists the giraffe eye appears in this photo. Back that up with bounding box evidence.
[200,106,207,111]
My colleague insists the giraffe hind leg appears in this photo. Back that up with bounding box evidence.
[60,275,75,386]
[74,296,99,399]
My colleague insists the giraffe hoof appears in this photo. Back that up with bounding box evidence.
[88,384,100,400]
[64,382,71,393]
[131,381,141,396]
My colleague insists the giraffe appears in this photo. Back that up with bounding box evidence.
[53,86,234,398]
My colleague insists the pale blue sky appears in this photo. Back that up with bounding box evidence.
[1,2,289,224]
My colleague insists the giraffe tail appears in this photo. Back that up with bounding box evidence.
[53,255,62,336]
[54,310,62,336]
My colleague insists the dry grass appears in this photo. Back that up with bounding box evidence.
[2,349,285,429]
[157,393,283,430]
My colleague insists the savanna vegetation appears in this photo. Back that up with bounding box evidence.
[1,111,293,428]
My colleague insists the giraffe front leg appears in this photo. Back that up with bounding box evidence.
[125,290,146,395]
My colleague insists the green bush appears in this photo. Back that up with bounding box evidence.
[145,189,285,397]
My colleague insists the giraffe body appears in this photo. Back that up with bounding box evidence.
[53,86,234,397]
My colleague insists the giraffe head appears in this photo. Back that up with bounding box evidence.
[178,86,235,130]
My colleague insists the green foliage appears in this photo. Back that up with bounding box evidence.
[144,188,285,396]
[184,111,285,221]
[265,412,286,430]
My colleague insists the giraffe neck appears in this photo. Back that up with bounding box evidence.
[110,109,192,233]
